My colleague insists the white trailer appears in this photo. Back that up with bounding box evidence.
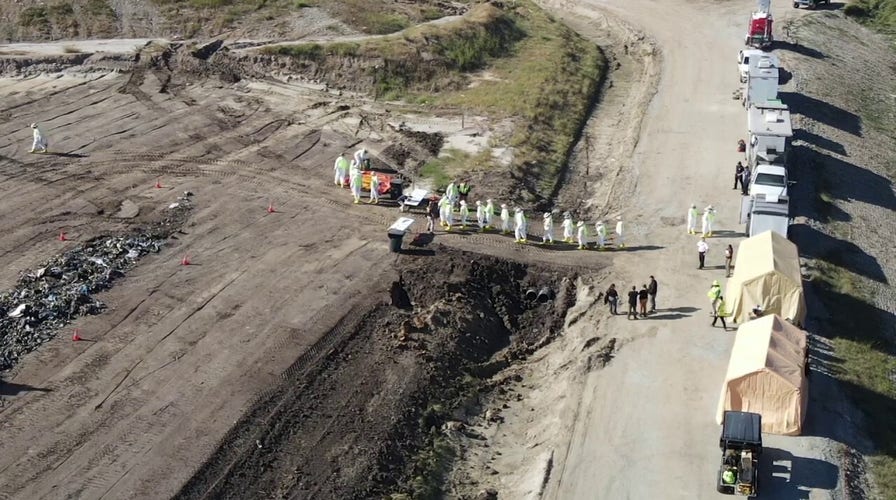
[742,57,779,107]
[739,193,790,238]
[747,101,793,167]
[738,50,779,83]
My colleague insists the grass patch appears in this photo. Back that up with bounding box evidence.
[266,1,603,201]
[360,12,410,35]
[844,0,896,30]
[428,1,605,200]
[812,258,896,495]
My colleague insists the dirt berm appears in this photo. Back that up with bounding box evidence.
[175,246,576,499]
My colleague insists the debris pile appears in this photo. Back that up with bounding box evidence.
[0,195,193,372]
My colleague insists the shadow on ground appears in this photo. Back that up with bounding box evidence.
[0,381,52,397]
[772,40,827,60]
[779,92,861,136]
[793,129,847,156]
[758,447,839,500]
[790,224,888,283]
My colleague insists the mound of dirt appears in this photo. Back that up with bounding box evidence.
[174,246,576,499]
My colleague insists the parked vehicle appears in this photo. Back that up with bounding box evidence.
[793,0,830,9]
[747,101,793,167]
[718,411,762,497]
[745,11,773,49]
[740,193,791,238]
[750,164,791,199]
[737,49,778,83]
[743,57,779,108]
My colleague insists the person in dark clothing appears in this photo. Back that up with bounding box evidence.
[604,283,619,315]
[741,166,752,196]
[734,162,744,190]
[426,198,440,233]
[638,285,649,317]
[627,286,639,320]
[647,276,658,313]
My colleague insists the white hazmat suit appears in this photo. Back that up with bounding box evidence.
[459,200,469,228]
[369,173,380,203]
[349,168,363,203]
[439,196,452,229]
[561,213,574,243]
[615,218,625,248]
[353,147,368,167]
[500,204,510,234]
[596,221,607,249]
[334,154,349,187]
[485,199,495,229]
[30,123,48,153]
[542,213,554,244]
[514,208,527,243]
[687,204,699,234]
[576,221,588,249]
[476,201,486,230]
[702,206,715,237]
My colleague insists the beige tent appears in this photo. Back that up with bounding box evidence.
[716,315,808,435]
[726,230,806,324]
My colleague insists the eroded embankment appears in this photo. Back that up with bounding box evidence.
[175,246,576,499]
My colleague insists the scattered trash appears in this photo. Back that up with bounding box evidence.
[0,195,193,372]
[7,304,26,318]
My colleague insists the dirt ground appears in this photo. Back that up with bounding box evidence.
[1,0,892,499]
[446,1,888,499]
[0,26,603,499]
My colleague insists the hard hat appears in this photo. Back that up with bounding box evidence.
[597,220,604,225]
[563,211,571,218]
[706,205,713,210]
[476,200,482,206]
[543,212,551,219]
[486,199,492,204]
[460,200,466,205]
[500,203,507,209]
[616,216,622,220]
[361,148,367,154]
[713,280,720,286]
[30,123,37,129]
[515,207,522,212]
[577,221,584,227]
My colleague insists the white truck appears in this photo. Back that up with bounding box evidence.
[742,57,779,108]
[747,101,793,167]
[749,164,791,199]
[737,50,779,83]
[740,193,790,238]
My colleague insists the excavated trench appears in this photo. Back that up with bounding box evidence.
[175,246,576,499]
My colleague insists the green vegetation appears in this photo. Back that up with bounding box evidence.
[419,150,490,189]
[430,3,605,199]
[811,260,896,494]
[18,6,50,29]
[361,12,410,35]
[844,0,896,31]
[268,1,605,200]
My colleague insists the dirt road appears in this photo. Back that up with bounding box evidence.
[449,1,847,498]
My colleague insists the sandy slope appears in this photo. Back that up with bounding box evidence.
[449,1,847,498]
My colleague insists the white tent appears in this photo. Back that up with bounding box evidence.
[716,315,808,435]
[726,230,806,325]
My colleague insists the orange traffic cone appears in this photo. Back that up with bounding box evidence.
[72,329,82,342]
[267,202,276,214]
[58,231,68,242]
[181,254,191,266]
[155,178,163,189]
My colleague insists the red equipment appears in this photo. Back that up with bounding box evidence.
[745,12,773,49]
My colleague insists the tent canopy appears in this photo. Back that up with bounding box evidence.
[726,230,806,324]
[716,315,808,435]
